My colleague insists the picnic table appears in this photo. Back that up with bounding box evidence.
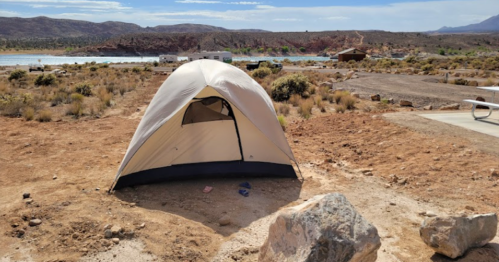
[463,86,499,120]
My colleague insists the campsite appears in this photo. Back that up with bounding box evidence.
[1,55,499,261]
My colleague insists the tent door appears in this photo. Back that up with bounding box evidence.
[171,97,243,165]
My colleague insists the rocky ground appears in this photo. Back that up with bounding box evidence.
[2,69,499,262]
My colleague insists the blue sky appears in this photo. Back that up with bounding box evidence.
[0,0,498,31]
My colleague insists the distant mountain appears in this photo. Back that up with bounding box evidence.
[0,16,268,39]
[435,14,499,33]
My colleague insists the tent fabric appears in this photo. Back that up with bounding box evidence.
[111,60,296,190]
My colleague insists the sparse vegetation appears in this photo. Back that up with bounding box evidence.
[298,99,313,119]
[34,74,57,86]
[37,109,52,122]
[8,69,27,81]
[271,74,310,101]
[277,115,287,131]
[252,67,272,79]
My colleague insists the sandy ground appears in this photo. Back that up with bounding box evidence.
[2,70,499,261]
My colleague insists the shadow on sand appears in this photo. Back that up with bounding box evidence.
[114,177,302,236]
[430,243,499,262]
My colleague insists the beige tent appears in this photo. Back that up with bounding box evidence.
[110,60,297,190]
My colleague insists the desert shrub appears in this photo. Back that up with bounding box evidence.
[316,98,326,112]
[132,67,142,73]
[34,74,57,86]
[37,109,52,122]
[381,98,390,105]
[122,68,129,73]
[298,99,313,119]
[277,115,287,131]
[89,66,98,71]
[44,64,52,71]
[144,66,152,72]
[97,88,113,107]
[74,82,93,96]
[70,93,84,103]
[327,94,335,103]
[288,94,301,107]
[278,103,290,116]
[342,96,356,110]
[8,69,27,81]
[333,91,350,104]
[51,92,69,106]
[421,64,434,72]
[453,78,469,86]
[482,78,495,87]
[23,107,35,121]
[67,101,83,118]
[153,61,159,67]
[271,74,310,101]
[252,67,272,79]
[335,104,346,113]
[0,93,34,117]
[99,64,109,68]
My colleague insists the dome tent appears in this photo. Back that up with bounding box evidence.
[110,60,297,190]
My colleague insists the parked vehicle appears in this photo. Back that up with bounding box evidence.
[29,63,44,72]
[246,61,282,71]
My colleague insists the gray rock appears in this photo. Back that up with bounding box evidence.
[423,105,433,110]
[259,193,381,262]
[219,215,231,226]
[439,103,460,110]
[29,219,42,226]
[104,229,112,239]
[420,213,497,259]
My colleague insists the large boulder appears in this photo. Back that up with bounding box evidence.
[259,193,381,262]
[420,213,497,259]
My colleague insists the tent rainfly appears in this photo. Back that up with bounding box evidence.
[110,60,298,190]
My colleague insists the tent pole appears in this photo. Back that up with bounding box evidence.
[293,160,304,181]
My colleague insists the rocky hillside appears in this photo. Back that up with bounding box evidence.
[0,16,267,39]
[72,30,499,56]
[435,14,499,33]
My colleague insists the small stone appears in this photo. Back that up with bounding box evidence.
[104,229,113,239]
[112,238,120,244]
[95,188,100,191]
[439,103,460,111]
[80,248,88,253]
[491,169,499,177]
[433,157,440,161]
[465,206,475,211]
[371,94,381,101]
[423,105,433,110]
[138,223,145,229]
[219,215,231,226]
[384,183,391,188]
[397,178,408,185]
[25,199,33,204]
[29,219,42,226]
[425,211,437,217]
[387,98,394,104]
[125,230,135,238]
[111,225,121,235]
[388,174,399,183]
[399,100,413,107]
[389,202,396,206]
[53,175,57,180]
[23,193,30,199]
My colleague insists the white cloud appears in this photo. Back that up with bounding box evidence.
[0,10,18,16]
[273,18,302,22]
[256,5,274,9]
[0,0,131,10]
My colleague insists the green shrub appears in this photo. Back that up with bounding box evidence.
[252,67,272,79]
[99,64,109,68]
[281,46,289,53]
[8,69,27,81]
[454,78,468,86]
[132,67,142,73]
[277,115,287,131]
[144,66,152,72]
[34,74,57,86]
[89,66,98,71]
[271,74,310,101]
[153,61,159,67]
[70,93,84,102]
[75,82,93,96]
[299,47,306,52]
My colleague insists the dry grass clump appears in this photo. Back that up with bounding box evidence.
[333,91,351,104]
[23,107,35,121]
[289,94,301,107]
[298,99,314,119]
[335,104,346,113]
[482,78,496,87]
[316,97,326,113]
[278,103,290,116]
[37,109,52,122]
[252,67,272,79]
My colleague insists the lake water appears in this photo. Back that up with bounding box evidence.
[0,54,331,66]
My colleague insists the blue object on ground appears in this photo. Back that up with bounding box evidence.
[238,189,249,197]
[239,182,251,189]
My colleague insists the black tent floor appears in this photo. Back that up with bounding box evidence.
[112,161,297,190]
